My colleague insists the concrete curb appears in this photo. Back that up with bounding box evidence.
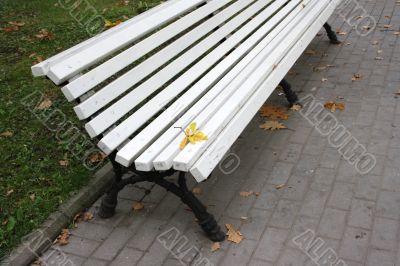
[3,163,115,266]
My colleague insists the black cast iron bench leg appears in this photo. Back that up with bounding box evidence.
[279,79,299,107]
[323,23,341,44]
[99,156,225,242]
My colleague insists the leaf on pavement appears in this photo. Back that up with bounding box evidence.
[259,104,289,120]
[192,187,203,195]
[324,101,345,113]
[351,73,362,81]
[225,224,243,244]
[88,152,107,163]
[290,104,302,112]
[132,202,144,211]
[211,242,221,252]
[259,121,287,131]
[55,229,70,246]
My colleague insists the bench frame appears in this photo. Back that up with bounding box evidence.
[97,22,340,242]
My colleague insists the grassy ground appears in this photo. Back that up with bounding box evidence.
[0,0,162,260]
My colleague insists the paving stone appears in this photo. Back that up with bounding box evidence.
[268,162,295,185]
[339,227,370,262]
[248,259,273,266]
[281,175,310,201]
[353,175,380,201]
[313,168,337,185]
[70,222,113,242]
[371,217,398,251]
[41,249,86,266]
[275,247,307,266]
[57,236,101,258]
[366,249,396,266]
[92,227,135,261]
[318,208,347,239]
[254,228,289,262]
[348,199,375,229]
[127,218,166,251]
[300,189,330,219]
[269,199,300,229]
[327,182,353,210]
[240,208,271,241]
[220,239,257,266]
[109,247,144,266]
[376,190,400,219]
[83,258,108,266]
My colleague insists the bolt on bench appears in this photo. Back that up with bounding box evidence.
[32,0,341,242]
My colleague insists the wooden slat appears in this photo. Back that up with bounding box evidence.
[75,0,254,122]
[172,0,329,172]
[191,0,339,181]
[116,0,299,169]
[91,0,271,151]
[61,0,233,102]
[148,0,315,171]
[46,0,206,84]
[31,0,188,77]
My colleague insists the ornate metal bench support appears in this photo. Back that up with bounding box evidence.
[99,158,225,242]
[323,23,341,44]
[279,79,299,107]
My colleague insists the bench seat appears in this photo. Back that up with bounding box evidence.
[34,0,339,181]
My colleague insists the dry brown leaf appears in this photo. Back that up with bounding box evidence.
[9,21,25,27]
[336,31,347,35]
[88,152,107,163]
[59,160,68,167]
[394,90,400,96]
[375,56,384,60]
[104,20,122,28]
[211,242,221,252]
[132,202,144,211]
[225,224,244,244]
[29,193,35,201]
[192,187,203,195]
[35,29,54,40]
[83,212,93,221]
[383,24,392,29]
[322,78,328,82]
[239,191,254,197]
[259,104,289,120]
[324,101,345,113]
[2,220,8,226]
[394,32,400,35]
[275,184,286,190]
[1,130,13,137]
[55,229,70,246]
[31,258,43,265]
[240,216,249,221]
[6,189,14,196]
[33,56,44,65]
[305,49,317,55]
[290,104,302,112]
[351,73,362,81]
[259,121,287,131]
[36,99,52,110]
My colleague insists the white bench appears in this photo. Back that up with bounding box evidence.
[33,0,341,241]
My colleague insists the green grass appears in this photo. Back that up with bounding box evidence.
[0,0,162,260]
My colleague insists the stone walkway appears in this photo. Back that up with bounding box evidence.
[38,0,400,265]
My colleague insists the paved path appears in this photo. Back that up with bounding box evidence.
[38,0,400,265]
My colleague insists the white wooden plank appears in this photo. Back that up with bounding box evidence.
[61,0,232,102]
[87,0,269,142]
[75,0,254,122]
[191,1,339,181]
[172,0,328,172]
[46,0,206,84]
[116,0,300,168]
[148,0,316,171]
[31,0,188,77]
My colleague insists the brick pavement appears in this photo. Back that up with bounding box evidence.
[36,0,400,265]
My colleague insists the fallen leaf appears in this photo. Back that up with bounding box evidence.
[35,29,54,40]
[83,212,93,221]
[324,101,345,113]
[305,49,317,55]
[33,56,44,65]
[290,104,302,112]
[192,187,203,195]
[240,216,249,221]
[179,122,208,150]
[211,242,221,252]
[336,31,347,35]
[394,32,400,35]
[0,25,19,32]
[383,24,392,29]
[351,73,362,81]
[88,152,107,163]
[275,184,285,190]
[322,78,328,82]
[239,191,254,197]
[59,160,68,167]
[6,189,14,196]
[375,56,384,60]
[259,104,289,120]
[9,21,25,27]
[1,130,13,137]
[31,258,43,265]
[225,224,243,244]
[132,202,144,211]
[259,121,287,131]
[55,229,70,246]
[29,193,35,201]
[104,19,122,28]
[36,99,52,110]
[1,220,8,226]
[394,90,400,96]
